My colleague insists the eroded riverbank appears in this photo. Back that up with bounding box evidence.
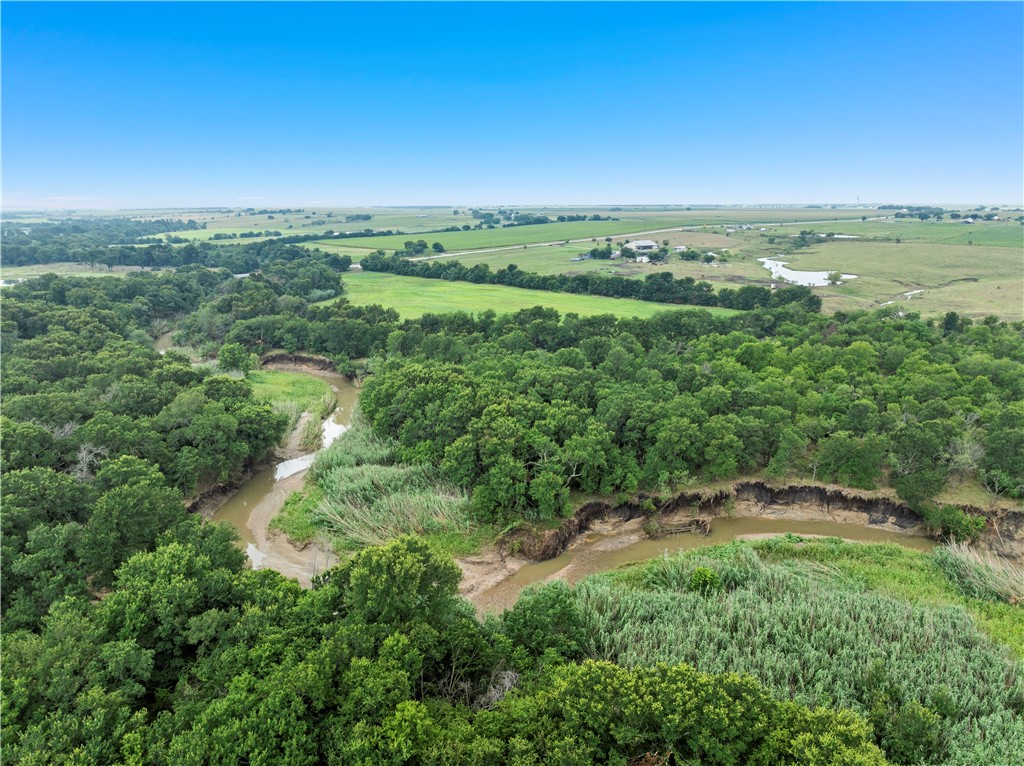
[464,510,937,613]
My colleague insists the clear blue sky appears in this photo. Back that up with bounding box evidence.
[3,2,1022,208]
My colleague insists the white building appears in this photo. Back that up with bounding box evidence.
[635,255,650,264]
[624,240,659,252]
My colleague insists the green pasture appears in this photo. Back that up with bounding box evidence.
[780,240,1023,320]
[336,270,737,319]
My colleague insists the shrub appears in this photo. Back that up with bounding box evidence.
[920,505,986,542]
[688,566,721,594]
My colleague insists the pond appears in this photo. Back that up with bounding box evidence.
[758,257,858,287]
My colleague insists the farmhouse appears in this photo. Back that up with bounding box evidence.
[624,240,659,252]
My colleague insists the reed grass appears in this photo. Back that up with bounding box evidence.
[307,416,474,548]
[566,542,1024,766]
[298,416,324,452]
[934,542,1024,605]
[271,400,303,445]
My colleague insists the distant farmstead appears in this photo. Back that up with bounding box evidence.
[624,240,659,252]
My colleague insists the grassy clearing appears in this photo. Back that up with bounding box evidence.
[0,263,163,280]
[247,369,333,413]
[338,270,736,319]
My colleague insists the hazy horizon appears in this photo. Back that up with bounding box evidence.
[3,2,1022,208]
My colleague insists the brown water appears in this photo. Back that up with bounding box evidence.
[210,369,359,586]
[476,517,936,613]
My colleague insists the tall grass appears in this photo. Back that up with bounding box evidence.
[272,400,303,445]
[298,416,324,452]
[935,542,1024,604]
[308,415,473,548]
[566,542,1024,766]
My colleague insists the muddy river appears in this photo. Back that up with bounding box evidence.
[474,516,936,613]
[209,368,937,608]
[210,368,359,586]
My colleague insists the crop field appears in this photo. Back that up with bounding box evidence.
[337,270,736,319]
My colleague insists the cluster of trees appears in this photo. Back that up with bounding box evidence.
[557,213,612,222]
[393,239,445,256]
[1,295,287,632]
[2,534,891,765]
[362,306,1023,524]
[207,229,283,240]
[361,252,821,311]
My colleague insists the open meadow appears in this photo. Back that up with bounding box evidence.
[336,270,737,319]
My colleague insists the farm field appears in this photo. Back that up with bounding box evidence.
[336,270,736,319]
[313,219,702,254]
[0,263,167,280]
[366,217,1022,319]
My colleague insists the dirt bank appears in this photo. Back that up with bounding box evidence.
[260,352,338,372]
[502,481,1023,564]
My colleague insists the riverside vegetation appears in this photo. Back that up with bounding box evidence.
[2,217,1022,764]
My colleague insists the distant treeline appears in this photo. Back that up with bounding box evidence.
[1,216,395,267]
[360,252,822,312]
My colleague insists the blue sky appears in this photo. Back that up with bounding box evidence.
[3,2,1022,208]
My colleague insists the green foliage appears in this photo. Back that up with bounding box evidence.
[217,342,255,373]
[688,565,722,594]
[921,504,987,542]
[500,581,587,664]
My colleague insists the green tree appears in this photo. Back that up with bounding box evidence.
[218,342,256,373]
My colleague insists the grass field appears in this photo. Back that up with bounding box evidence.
[0,263,165,280]
[337,270,737,319]
[247,369,332,413]
[343,216,1021,319]
[313,219,699,254]
[781,240,1023,319]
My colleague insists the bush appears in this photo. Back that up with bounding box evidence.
[688,566,721,594]
[920,505,986,542]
